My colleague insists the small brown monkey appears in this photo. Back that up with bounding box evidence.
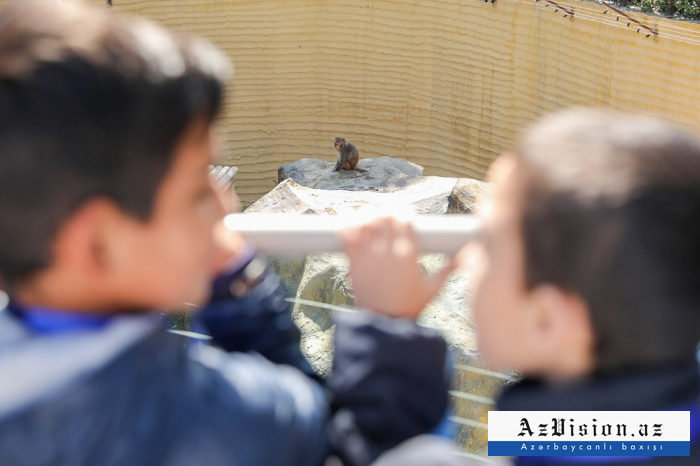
[333,137,366,172]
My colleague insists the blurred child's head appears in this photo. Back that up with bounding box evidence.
[0,1,231,310]
[472,108,700,380]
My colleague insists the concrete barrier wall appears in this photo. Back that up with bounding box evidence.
[36,1,700,204]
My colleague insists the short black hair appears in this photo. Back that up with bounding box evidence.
[515,108,700,372]
[0,0,230,283]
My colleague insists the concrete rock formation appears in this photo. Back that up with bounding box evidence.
[277,156,424,192]
[448,178,494,214]
[259,156,490,216]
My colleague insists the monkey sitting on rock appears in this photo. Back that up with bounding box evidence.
[333,137,366,172]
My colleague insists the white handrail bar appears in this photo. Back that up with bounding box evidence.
[224,213,482,255]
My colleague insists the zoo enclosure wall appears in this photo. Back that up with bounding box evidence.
[79,0,700,206]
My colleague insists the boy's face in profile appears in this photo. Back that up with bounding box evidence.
[469,156,594,379]
[109,120,226,309]
[470,156,535,370]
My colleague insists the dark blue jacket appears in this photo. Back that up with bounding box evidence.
[498,363,700,466]
[0,262,449,466]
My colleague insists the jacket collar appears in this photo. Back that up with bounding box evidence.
[498,362,700,412]
[0,308,160,420]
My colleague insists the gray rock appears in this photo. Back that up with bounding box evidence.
[248,174,460,216]
[245,179,331,215]
[290,253,352,377]
[447,178,493,214]
[278,158,336,189]
[278,156,424,192]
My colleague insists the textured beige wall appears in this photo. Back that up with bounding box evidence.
[29,1,700,205]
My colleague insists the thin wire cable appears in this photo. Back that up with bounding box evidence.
[506,0,700,42]
[567,3,700,39]
[449,390,497,405]
[660,35,700,46]
[461,0,700,38]
[167,329,213,340]
[527,0,695,31]
[285,297,357,313]
[286,297,518,386]
[576,4,694,34]
[545,7,700,44]
[574,11,658,30]
[657,27,700,39]
[594,4,700,34]
[288,291,475,326]
[454,363,517,381]
[526,1,654,24]
[574,11,700,43]
[450,415,489,429]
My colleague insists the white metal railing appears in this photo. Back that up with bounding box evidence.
[284,296,510,462]
[453,364,516,382]
[224,213,482,256]
[169,288,507,460]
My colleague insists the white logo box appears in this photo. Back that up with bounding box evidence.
[488,411,690,442]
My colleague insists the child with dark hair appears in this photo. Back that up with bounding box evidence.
[345,108,700,465]
[0,2,457,465]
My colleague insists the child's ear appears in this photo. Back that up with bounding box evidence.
[54,197,123,276]
[527,284,596,380]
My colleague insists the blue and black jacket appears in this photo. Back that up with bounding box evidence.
[0,258,450,466]
[498,363,700,466]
